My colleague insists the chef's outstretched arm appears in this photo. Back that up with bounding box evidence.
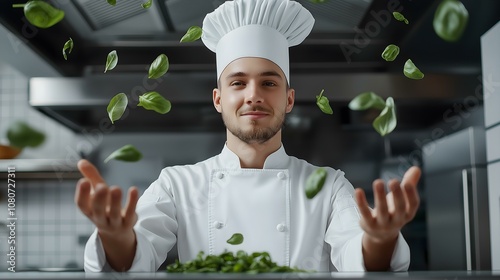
[75,159,139,271]
[354,166,421,271]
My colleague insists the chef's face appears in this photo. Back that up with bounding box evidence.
[213,57,294,144]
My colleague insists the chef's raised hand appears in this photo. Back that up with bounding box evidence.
[354,166,421,271]
[75,159,139,271]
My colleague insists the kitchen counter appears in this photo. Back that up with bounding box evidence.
[0,271,499,280]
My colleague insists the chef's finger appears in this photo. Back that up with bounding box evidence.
[355,188,375,226]
[75,178,92,218]
[91,183,109,227]
[123,187,139,228]
[77,159,106,190]
[388,179,405,223]
[373,179,389,223]
[108,187,123,228]
[401,166,421,220]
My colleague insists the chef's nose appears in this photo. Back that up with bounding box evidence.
[245,82,263,104]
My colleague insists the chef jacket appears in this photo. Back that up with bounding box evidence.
[84,144,410,272]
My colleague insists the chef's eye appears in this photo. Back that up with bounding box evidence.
[263,81,277,87]
[230,81,245,87]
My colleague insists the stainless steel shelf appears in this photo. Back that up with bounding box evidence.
[0,159,81,180]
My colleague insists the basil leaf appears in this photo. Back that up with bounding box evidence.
[348,92,386,111]
[315,89,333,114]
[403,59,424,80]
[433,0,469,42]
[138,91,171,114]
[393,11,409,24]
[148,54,169,79]
[7,121,45,149]
[62,37,73,60]
[381,44,400,62]
[226,233,244,245]
[107,0,116,6]
[141,0,153,9]
[305,168,327,199]
[180,26,202,43]
[17,0,65,29]
[104,50,118,73]
[104,144,142,163]
[373,97,397,136]
[107,93,128,124]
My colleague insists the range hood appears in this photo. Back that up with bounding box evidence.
[29,72,479,133]
[1,0,499,133]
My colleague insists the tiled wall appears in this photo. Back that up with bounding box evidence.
[0,63,94,271]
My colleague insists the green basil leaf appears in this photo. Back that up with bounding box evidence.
[433,0,469,42]
[180,26,203,43]
[138,91,171,114]
[226,233,244,245]
[7,121,45,149]
[104,50,118,73]
[107,93,128,124]
[393,11,409,24]
[305,168,327,199]
[107,0,116,6]
[148,54,169,79]
[141,0,153,9]
[315,89,333,114]
[403,59,424,80]
[373,97,397,136]
[381,44,400,62]
[348,92,386,111]
[104,144,142,163]
[20,0,65,29]
[62,37,73,60]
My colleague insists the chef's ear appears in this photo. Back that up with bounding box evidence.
[286,87,295,113]
[213,88,222,113]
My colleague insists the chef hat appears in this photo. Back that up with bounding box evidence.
[202,0,314,83]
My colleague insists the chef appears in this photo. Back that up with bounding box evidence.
[76,0,422,273]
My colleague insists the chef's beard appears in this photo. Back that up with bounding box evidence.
[221,107,285,144]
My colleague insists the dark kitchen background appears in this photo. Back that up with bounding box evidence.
[0,0,499,272]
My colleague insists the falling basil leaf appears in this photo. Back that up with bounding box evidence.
[107,0,116,6]
[104,50,118,73]
[433,0,469,42]
[141,0,153,9]
[104,144,142,163]
[403,59,424,80]
[348,92,386,111]
[315,89,333,115]
[373,97,397,137]
[393,12,409,24]
[138,91,171,114]
[107,93,128,124]
[226,233,244,245]
[180,26,203,43]
[7,121,45,149]
[148,54,169,79]
[12,1,65,29]
[62,37,73,60]
[305,168,327,199]
[381,44,400,62]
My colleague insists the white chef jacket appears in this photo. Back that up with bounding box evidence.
[84,144,410,272]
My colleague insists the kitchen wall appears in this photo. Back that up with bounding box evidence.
[0,63,93,271]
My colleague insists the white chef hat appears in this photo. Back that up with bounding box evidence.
[201,0,314,83]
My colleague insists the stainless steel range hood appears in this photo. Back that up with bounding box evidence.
[29,72,479,133]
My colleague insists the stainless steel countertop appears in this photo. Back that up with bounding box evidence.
[1,271,500,280]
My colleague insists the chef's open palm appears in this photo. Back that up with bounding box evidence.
[355,166,421,243]
[75,159,139,236]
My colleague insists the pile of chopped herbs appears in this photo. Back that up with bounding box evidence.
[166,251,307,273]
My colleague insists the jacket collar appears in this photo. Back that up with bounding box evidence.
[218,143,290,169]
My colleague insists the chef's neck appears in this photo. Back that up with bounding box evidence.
[226,131,282,169]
